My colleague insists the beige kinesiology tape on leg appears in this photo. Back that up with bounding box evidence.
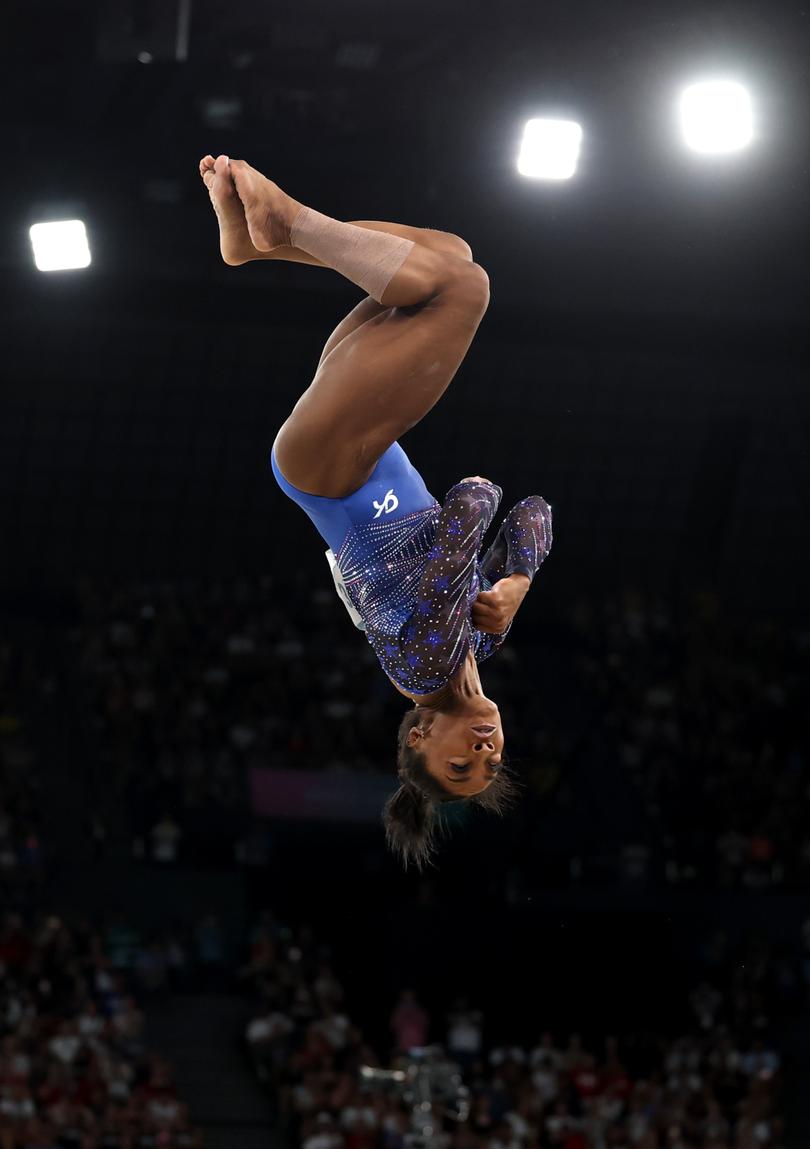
[290,207,415,304]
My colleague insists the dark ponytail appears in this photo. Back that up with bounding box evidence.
[382,781,438,871]
[383,707,519,870]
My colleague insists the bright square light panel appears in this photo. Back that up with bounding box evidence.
[680,81,753,154]
[518,118,583,180]
[29,220,92,271]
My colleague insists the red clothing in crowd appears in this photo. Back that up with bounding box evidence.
[602,1067,633,1099]
[391,1002,429,1050]
[571,1067,602,1098]
[0,926,32,969]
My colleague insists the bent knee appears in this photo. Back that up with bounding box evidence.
[452,261,490,310]
[441,232,474,262]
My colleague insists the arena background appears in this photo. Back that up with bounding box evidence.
[1,2,809,1148]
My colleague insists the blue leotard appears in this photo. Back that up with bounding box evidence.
[271,440,552,694]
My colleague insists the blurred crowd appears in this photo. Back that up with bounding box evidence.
[66,575,810,887]
[3,574,808,1149]
[240,912,795,1149]
[0,910,202,1149]
[93,914,229,998]
[566,592,810,889]
[1,634,205,1145]
[68,573,383,866]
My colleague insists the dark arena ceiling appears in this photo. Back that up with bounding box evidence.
[6,0,810,321]
[2,0,810,609]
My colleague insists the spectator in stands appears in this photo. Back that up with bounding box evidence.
[65,575,810,891]
[389,991,429,1053]
[0,907,202,1149]
[241,909,793,1149]
[149,814,182,865]
[447,1000,483,1071]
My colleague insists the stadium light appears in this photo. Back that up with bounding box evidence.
[29,220,92,272]
[679,80,753,154]
[517,118,582,181]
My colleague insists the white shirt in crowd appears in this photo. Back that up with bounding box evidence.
[545,1113,575,1138]
[151,817,182,862]
[340,1106,377,1130]
[48,1033,81,1064]
[303,1131,344,1149]
[78,1009,105,1039]
[531,1065,559,1103]
[489,1046,526,1066]
[530,1043,564,1071]
[505,1111,533,1140]
[246,1012,294,1044]
[489,1133,521,1149]
[149,1096,181,1125]
[447,1011,482,1054]
[0,1091,35,1120]
[316,1013,351,1050]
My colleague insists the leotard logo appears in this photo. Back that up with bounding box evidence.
[373,488,399,518]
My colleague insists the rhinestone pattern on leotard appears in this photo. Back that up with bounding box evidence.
[336,478,553,694]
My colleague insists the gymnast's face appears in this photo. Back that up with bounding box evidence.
[406,706,504,797]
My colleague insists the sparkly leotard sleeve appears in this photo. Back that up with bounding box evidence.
[474,494,554,663]
[397,478,504,689]
[335,479,552,695]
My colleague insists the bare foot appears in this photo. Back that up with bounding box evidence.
[199,153,261,266]
[228,159,302,252]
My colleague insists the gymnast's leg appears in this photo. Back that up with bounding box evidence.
[199,154,474,372]
[199,154,489,497]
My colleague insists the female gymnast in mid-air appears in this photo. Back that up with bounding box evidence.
[199,153,553,867]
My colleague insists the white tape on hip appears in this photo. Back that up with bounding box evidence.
[325,548,366,631]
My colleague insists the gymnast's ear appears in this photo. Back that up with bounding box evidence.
[397,706,426,754]
[402,705,438,746]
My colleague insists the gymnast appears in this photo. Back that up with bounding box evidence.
[199,154,553,867]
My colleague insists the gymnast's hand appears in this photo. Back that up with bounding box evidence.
[471,573,531,634]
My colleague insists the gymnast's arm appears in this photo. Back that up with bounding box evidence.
[471,573,531,636]
[471,495,553,636]
[400,479,502,679]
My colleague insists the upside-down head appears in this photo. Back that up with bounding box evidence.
[382,702,517,869]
